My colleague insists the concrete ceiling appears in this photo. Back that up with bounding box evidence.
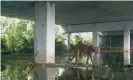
[1,1,133,25]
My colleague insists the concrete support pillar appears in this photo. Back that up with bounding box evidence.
[64,33,71,60]
[93,32,99,47]
[65,33,71,50]
[34,2,55,80]
[124,29,130,65]
[93,32,100,65]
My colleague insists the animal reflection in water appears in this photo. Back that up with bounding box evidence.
[69,43,100,65]
[57,67,95,80]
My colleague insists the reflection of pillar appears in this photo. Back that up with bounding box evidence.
[34,2,55,80]
[93,32,100,65]
[124,29,130,65]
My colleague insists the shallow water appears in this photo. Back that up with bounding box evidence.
[2,52,133,80]
[55,66,133,80]
[55,51,133,80]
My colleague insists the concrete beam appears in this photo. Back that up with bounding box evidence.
[62,21,133,33]
[34,2,55,80]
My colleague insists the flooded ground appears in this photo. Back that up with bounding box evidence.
[55,51,133,80]
[1,51,133,80]
[55,66,133,80]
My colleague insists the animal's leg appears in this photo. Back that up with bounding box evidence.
[76,52,80,63]
[69,54,76,61]
[86,55,89,64]
[89,54,95,66]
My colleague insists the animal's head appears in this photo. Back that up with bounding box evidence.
[93,46,100,54]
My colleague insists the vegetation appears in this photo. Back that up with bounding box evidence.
[1,16,35,80]
[1,16,132,80]
[1,17,34,54]
[1,16,92,80]
[1,60,34,80]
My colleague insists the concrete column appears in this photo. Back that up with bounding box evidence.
[65,33,71,50]
[34,2,55,80]
[64,33,71,60]
[93,32,99,47]
[124,29,130,65]
[92,32,100,65]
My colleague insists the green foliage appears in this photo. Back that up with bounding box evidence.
[73,35,92,45]
[1,17,65,54]
[4,23,18,53]
[1,16,92,80]
[1,17,34,54]
[1,37,9,52]
[1,17,92,54]
[55,35,67,52]
[1,60,34,80]
[70,34,92,50]
[15,21,34,53]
